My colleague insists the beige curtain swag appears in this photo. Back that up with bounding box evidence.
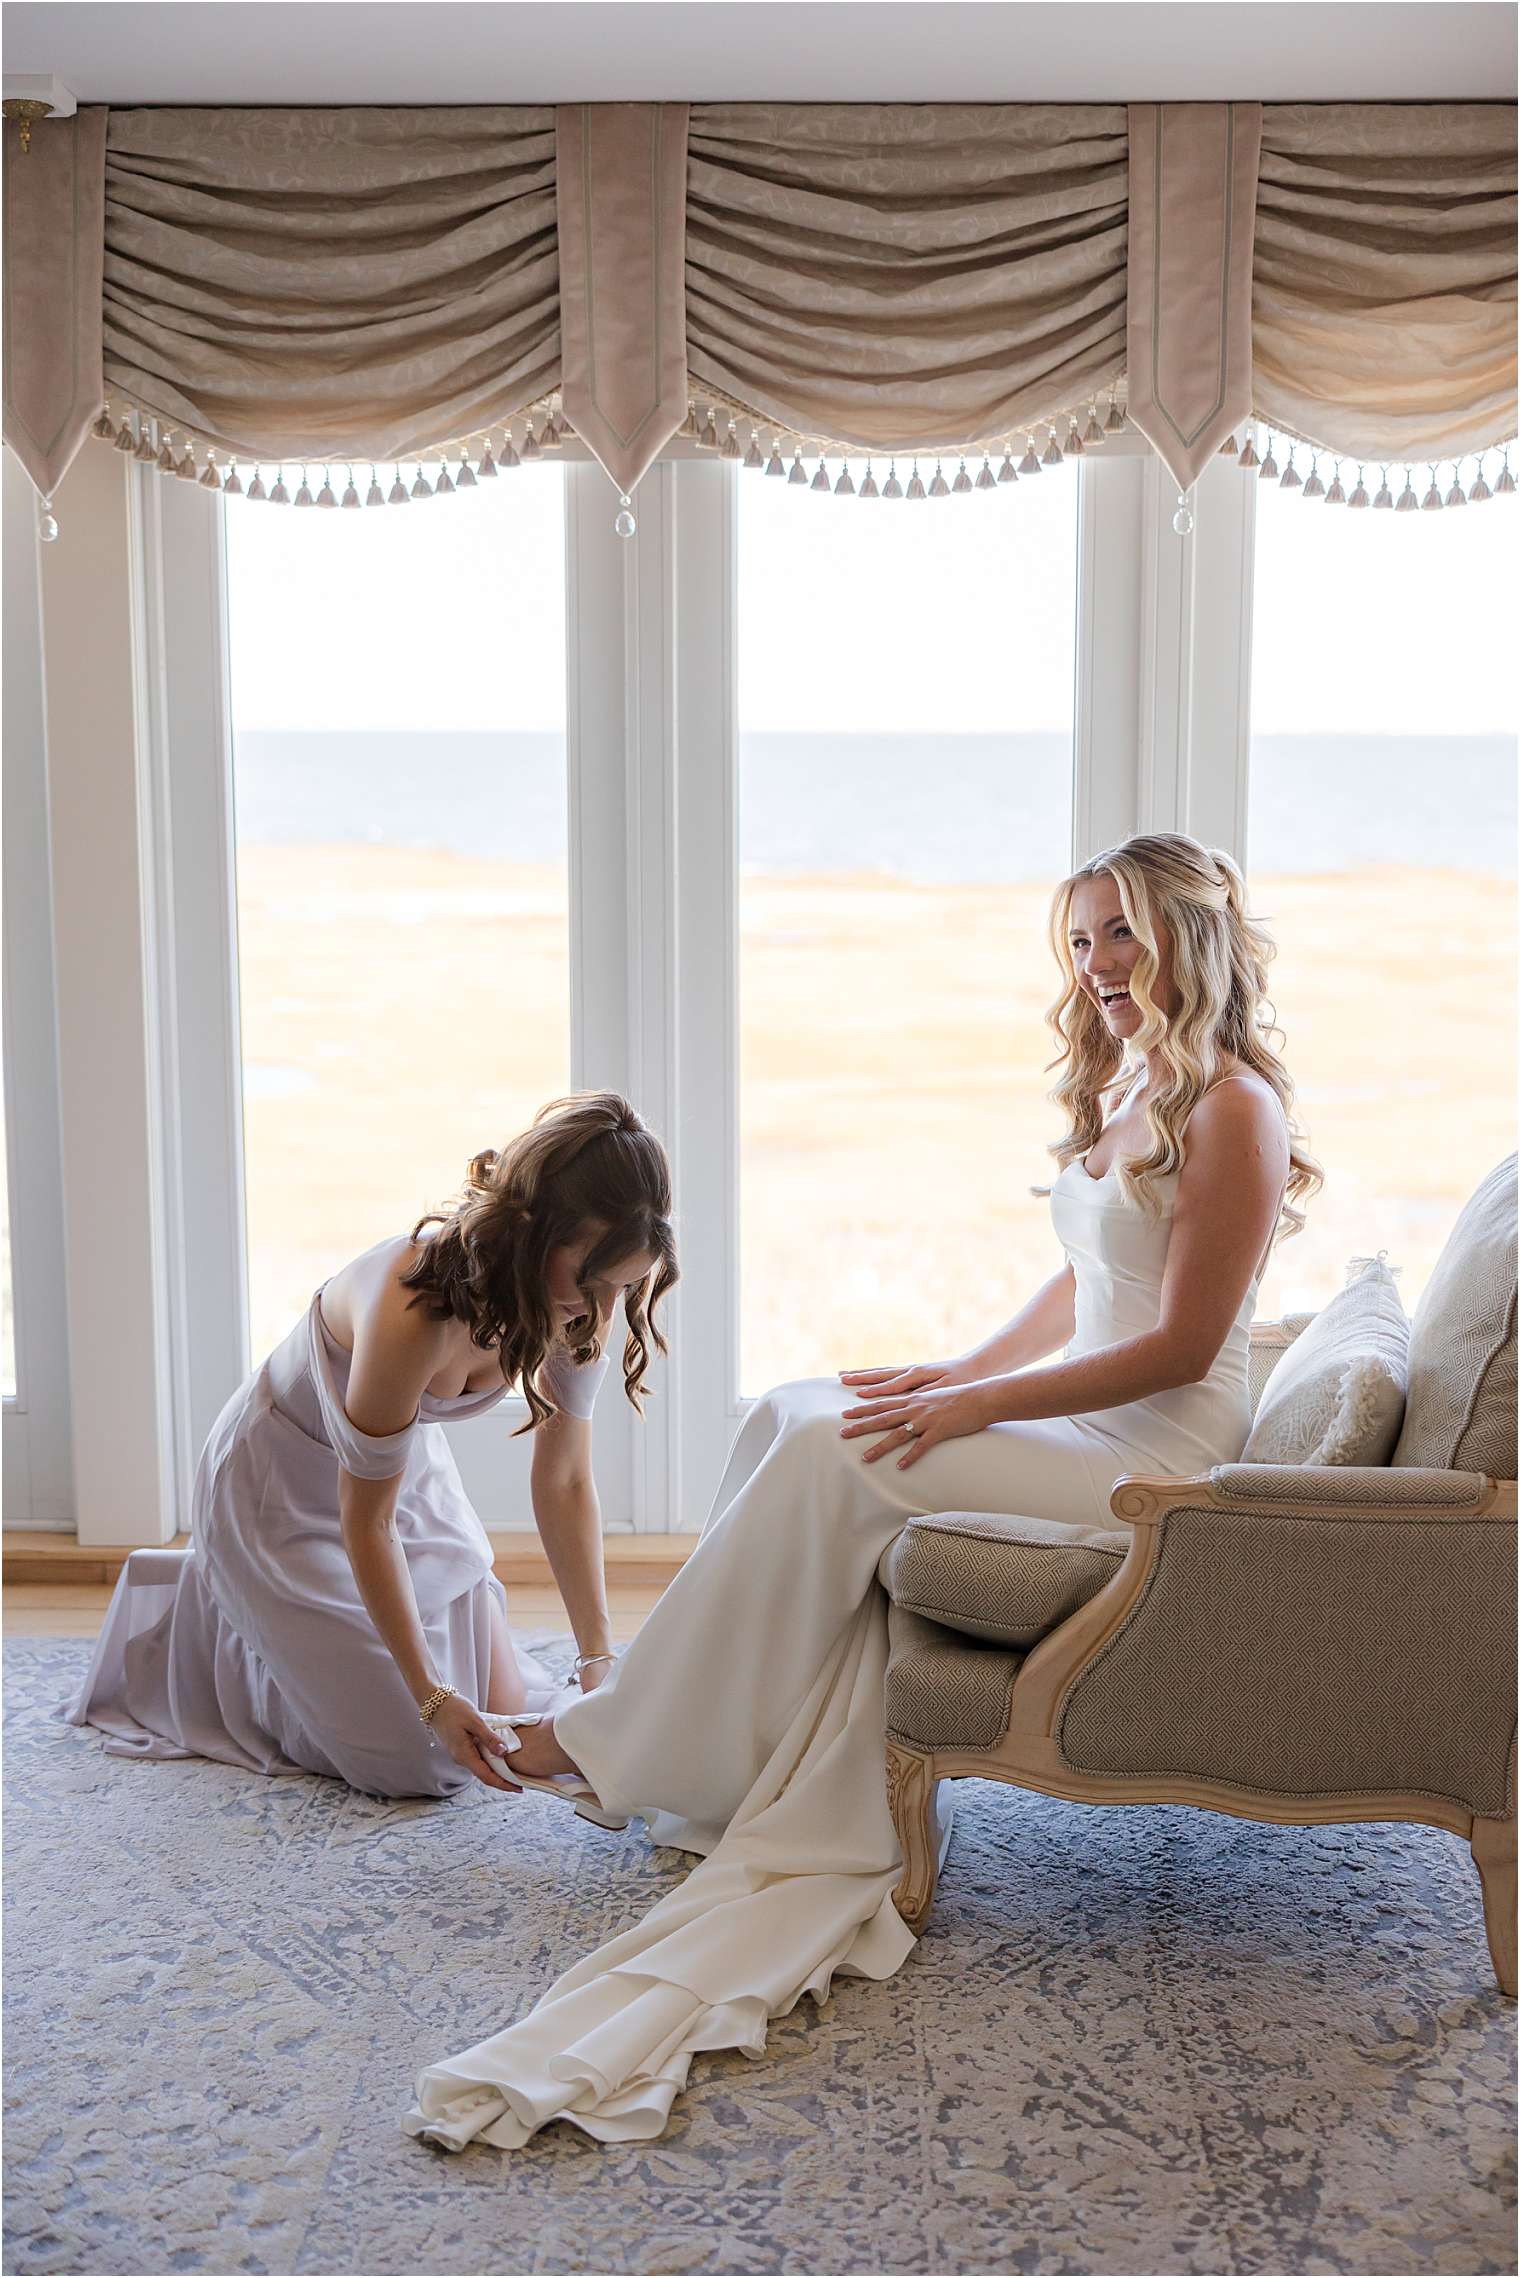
[3,98,1514,518]
[1253,103,1518,466]
[684,103,1129,461]
[102,106,560,468]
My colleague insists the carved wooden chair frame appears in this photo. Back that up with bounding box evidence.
[884,1369,1518,1997]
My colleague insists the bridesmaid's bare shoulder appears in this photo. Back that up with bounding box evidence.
[319,1235,449,1364]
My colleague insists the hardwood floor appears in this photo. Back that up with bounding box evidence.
[2,1532,689,1642]
[3,1580,664,1642]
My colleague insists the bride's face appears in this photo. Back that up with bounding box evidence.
[1068,876,1176,1040]
[545,1231,659,1344]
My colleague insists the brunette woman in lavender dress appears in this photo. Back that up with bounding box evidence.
[64,1094,677,1800]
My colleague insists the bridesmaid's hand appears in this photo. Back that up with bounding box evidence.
[839,1381,999,1469]
[837,1361,959,1400]
[430,1695,522,1794]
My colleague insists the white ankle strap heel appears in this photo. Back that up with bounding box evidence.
[481,1713,629,1832]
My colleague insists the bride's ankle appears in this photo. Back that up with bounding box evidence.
[513,1712,578,1779]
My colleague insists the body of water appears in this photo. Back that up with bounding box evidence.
[232,730,1517,881]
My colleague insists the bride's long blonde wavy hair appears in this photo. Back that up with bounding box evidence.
[1036,833,1322,1250]
[401,1092,678,1432]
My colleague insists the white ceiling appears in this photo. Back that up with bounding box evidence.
[4,0,1516,104]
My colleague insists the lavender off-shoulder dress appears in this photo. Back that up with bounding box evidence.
[61,1290,609,1798]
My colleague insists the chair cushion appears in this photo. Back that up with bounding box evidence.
[1393,1154,1518,1477]
[884,1602,1022,1752]
[1242,1254,1409,1466]
[881,1510,1129,1649]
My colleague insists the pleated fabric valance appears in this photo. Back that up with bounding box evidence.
[684,103,1130,457]
[1252,102,1518,465]
[4,97,1515,529]
[102,107,561,467]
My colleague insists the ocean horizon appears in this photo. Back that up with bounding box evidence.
[231,729,1517,882]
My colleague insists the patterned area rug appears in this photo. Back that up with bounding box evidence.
[4,1638,1514,2277]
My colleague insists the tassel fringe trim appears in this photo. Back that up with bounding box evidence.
[68,391,1516,549]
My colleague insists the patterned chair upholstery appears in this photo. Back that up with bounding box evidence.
[880,1156,1518,1996]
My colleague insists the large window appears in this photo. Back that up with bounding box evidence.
[1248,471,1516,1319]
[224,469,571,1362]
[736,464,1079,1391]
[55,440,1510,1540]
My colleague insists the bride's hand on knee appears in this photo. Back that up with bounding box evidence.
[836,1361,958,1400]
[838,1381,998,1467]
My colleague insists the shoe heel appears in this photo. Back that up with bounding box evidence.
[575,1800,630,1832]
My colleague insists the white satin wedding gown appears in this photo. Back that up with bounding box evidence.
[406,1144,1264,2150]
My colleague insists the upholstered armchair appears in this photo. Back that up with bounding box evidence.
[880,1159,1518,1996]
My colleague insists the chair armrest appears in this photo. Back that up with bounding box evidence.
[1021,1465,1517,1816]
[1111,1465,1514,1523]
[1209,1463,1511,1513]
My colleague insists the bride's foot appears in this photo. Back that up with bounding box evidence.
[481,1710,628,1832]
[506,1710,579,1782]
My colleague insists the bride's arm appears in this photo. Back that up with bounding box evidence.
[840,1264,1076,1400]
[955,1265,1077,1380]
[982,1086,1287,1424]
[845,1086,1288,1462]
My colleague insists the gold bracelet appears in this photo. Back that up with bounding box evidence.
[573,1652,615,1674]
[417,1682,457,1727]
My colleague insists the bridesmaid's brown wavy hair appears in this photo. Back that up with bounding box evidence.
[401,1092,678,1431]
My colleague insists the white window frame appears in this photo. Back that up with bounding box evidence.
[2,452,74,1527]
[9,430,1254,1537]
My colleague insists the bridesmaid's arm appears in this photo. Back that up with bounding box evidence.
[339,1470,450,1707]
[338,1473,518,1791]
[339,1311,517,1789]
[530,1412,615,1685]
[339,1302,459,1709]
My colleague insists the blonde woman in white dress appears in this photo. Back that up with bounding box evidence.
[407,833,1323,2151]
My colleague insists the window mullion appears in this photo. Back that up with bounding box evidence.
[136,469,251,1488]
[669,457,741,1528]
[1184,454,1257,867]
[1074,452,1146,862]
[2,451,74,1524]
[1130,451,1258,863]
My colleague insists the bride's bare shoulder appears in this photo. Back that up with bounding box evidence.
[1186,1067,1289,1168]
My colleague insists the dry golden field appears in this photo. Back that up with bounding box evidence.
[234,844,1515,1386]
